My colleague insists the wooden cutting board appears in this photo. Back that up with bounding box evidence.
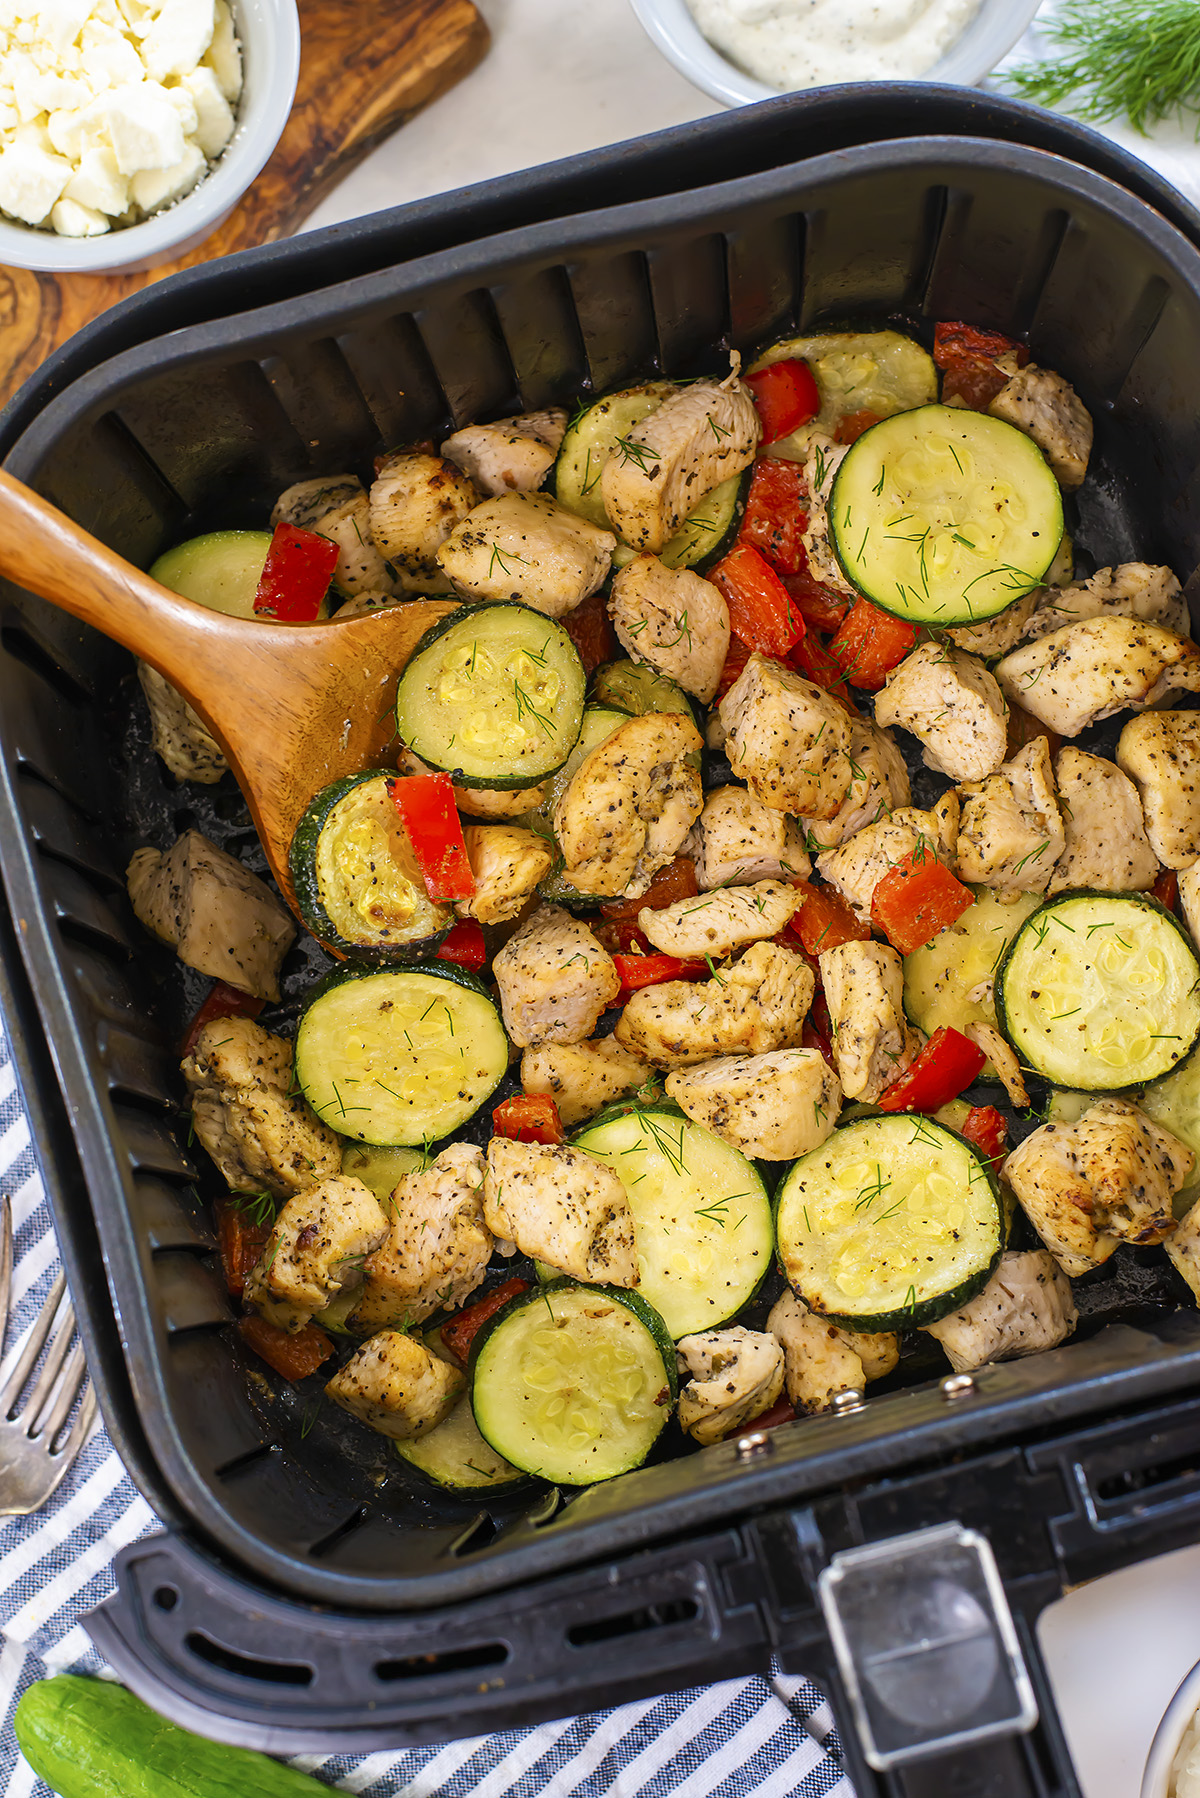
[0,0,489,409]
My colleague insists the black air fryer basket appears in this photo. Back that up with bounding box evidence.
[6,91,1200,1794]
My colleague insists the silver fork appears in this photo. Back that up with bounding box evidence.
[0,1196,97,1515]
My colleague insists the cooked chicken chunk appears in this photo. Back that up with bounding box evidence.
[995,619,1200,739]
[326,1331,464,1441]
[1049,747,1158,895]
[1166,1193,1200,1302]
[1022,563,1186,642]
[768,1291,898,1414]
[368,452,478,578]
[609,553,730,704]
[639,879,800,960]
[956,737,1065,896]
[1181,864,1200,948]
[600,377,759,553]
[553,711,704,900]
[924,1251,1077,1373]
[676,1327,785,1445]
[987,364,1093,489]
[720,654,852,819]
[440,408,567,496]
[819,940,919,1103]
[272,474,395,597]
[874,642,1008,784]
[182,1017,340,1198]
[520,1037,650,1127]
[127,829,294,1000]
[1117,712,1200,869]
[800,717,911,852]
[816,801,958,925]
[947,592,1039,659]
[615,939,813,1067]
[455,825,553,926]
[397,748,547,821]
[800,435,857,598]
[689,783,811,887]
[964,1021,1028,1110]
[483,1137,638,1285]
[436,491,615,617]
[137,661,228,784]
[347,1144,491,1333]
[492,906,620,1048]
[244,1176,389,1332]
[1004,1098,1193,1277]
[665,1048,841,1160]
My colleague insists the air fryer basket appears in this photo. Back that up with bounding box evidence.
[7,132,1200,1783]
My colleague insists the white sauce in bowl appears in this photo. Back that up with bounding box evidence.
[683,0,981,91]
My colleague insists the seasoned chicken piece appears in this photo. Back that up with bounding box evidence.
[600,377,759,553]
[874,642,1008,784]
[326,1331,464,1441]
[1022,563,1187,642]
[244,1176,389,1332]
[455,825,553,926]
[182,1017,340,1198]
[1181,864,1200,948]
[436,491,615,617]
[609,553,730,704]
[956,737,1065,896]
[440,408,567,496]
[1004,1098,1193,1277]
[553,711,704,900]
[368,452,478,579]
[639,879,800,960]
[615,940,813,1067]
[349,1144,491,1332]
[987,363,1093,489]
[138,661,228,784]
[947,592,1040,659]
[127,829,294,1000]
[995,619,1200,739]
[483,1137,638,1285]
[800,717,911,852]
[800,435,857,598]
[720,654,853,818]
[676,1327,785,1445]
[768,1291,898,1414]
[819,940,919,1103]
[272,475,395,597]
[816,801,958,924]
[924,1251,1077,1372]
[1166,1192,1200,1302]
[964,1021,1028,1110]
[1117,712,1200,869]
[1048,747,1158,895]
[689,783,811,887]
[397,748,546,821]
[665,1048,841,1160]
[521,1037,650,1127]
[492,906,620,1048]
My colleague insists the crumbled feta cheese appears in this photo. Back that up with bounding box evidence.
[38,0,92,50]
[0,133,70,220]
[202,0,238,100]
[127,132,201,208]
[61,140,125,211]
[141,0,212,80]
[105,79,184,174]
[165,80,197,136]
[80,20,144,87]
[50,191,106,232]
[181,61,229,155]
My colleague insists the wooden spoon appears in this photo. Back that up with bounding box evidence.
[0,470,457,909]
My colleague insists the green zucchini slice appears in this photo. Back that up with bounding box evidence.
[339,1140,425,1204]
[555,383,677,528]
[610,471,748,573]
[395,1395,526,1490]
[997,892,1200,1091]
[295,963,508,1145]
[775,1114,1003,1331]
[289,770,453,959]
[394,602,586,789]
[590,660,697,721]
[749,330,937,460]
[1140,1053,1200,1208]
[151,529,331,620]
[828,405,1063,625]
[470,1280,676,1485]
[571,1102,773,1337]
[903,888,1040,1070]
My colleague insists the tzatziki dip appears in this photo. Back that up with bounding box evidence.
[683,0,980,90]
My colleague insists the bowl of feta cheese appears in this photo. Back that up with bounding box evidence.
[0,0,299,271]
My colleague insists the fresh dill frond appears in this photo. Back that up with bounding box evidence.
[1003,0,1200,135]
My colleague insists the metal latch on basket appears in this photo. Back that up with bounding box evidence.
[817,1522,1039,1772]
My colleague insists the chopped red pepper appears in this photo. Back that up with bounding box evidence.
[782,565,852,635]
[709,541,804,658]
[715,634,758,705]
[735,1396,795,1437]
[601,855,698,922]
[789,883,871,957]
[435,918,487,972]
[788,632,857,715]
[178,980,265,1057]
[441,1278,531,1365]
[743,357,820,444]
[1005,700,1061,763]
[960,1104,1008,1167]
[878,1026,986,1114]
[216,1197,273,1299]
[389,771,475,902]
[737,459,808,575]
[802,1017,835,1069]
[237,1315,335,1382]
[560,589,616,676]
[594,918,651,956]
[253,521,338,621]
[933,321,1030,411]
[833,409,882,446]
[829,598,918,693]
[1153,869,1179,913]
[613,951,708,996]
[871,851,975,955]
[492,1092,565,1145]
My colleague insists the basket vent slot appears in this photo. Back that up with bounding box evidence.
[566,1597,700,1649]
[309,1506,370,1560]
[1,623,91,707]
[1093,1444,1200,1504]
[184,1631,313,1686]
[374,1640,508,1683]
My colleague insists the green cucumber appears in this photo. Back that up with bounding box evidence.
[470,1279,676,1484]
[749,330,937,459]
[775,1113,1003,1331]
[395,1394,526,1490]
[556,383,677,528]
[996,892,1200,1092]
[590,660,698,722]
[151,530,331,621]
[295,962,508,1145]
[903,888,1041,1068]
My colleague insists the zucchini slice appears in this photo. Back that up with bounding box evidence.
[1140,1054,1200,1207]
[749,330,937,460]
[571,1102,773,1337]
[470,1280,677,1485]
[288,770,454,960]
[395,1395,526,1491]
[610,471,748,572]
[903,888,1040,1068]
[339,1140,425,1204]
[828,405,1063,625]
[556,383,677,529]
[150,529,300,619]
[775,1114,1003,1331]
[996,892,1200,1091]
[590,659,698,721]
[295,963,509,1145]
[394,603,586,789]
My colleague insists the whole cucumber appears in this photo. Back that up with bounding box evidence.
[15,1675,329,1797]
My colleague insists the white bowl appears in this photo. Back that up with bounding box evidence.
[1144,1658,1200,1798]
[627,0,1043,108]
[0,0,300,275]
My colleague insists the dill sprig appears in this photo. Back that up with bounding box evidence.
[1003,1,1200,135]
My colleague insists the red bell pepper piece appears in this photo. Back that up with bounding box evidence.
[829,598,917,693]
[594,918,651,956]
[709,541,804,658]
[560,589,616,676]
[871,851,975,955]
[216,1197,274,1299]
[833,409,882,446]
[715,634,758,705]
[735,1396,795,1437]
[435,918,487,972]
[238,1315,335,1382]
[960,1104,1008,1167]
[1005,699,1061,764]
[788,632,857,716]
[390,771,475,902]
[743,357,820,444]
[878,1026,986,1114]
[613,951,708,996]
[179,980,265,1057]
[492,1092,565,1145]
[441,1277,531,1365]
[1153,869,1179,913]
[782,566,851,635]
[253,521,338,621]
[789,883,871,957]
[933,321,1030,411]
[601,855,698,922]
[737,459,808,575]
